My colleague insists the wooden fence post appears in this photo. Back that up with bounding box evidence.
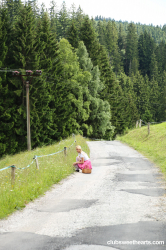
[139,119,142,128]
[136,121,138,128]
[34,156,39,170]
[11,165,16,186]
[64,147,67,156]
[73,133,76,143]
[148,122,150,135]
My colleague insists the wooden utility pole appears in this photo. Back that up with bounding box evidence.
[13,70,42,151]
[26,81,31,150]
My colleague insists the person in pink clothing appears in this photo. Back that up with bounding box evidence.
[73,145,92,172]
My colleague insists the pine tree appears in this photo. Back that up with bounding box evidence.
[0,8,16,156]
[66,21,79,48]
[155,40,165,74]
[5,0,22,24]
[118,73,139,128]
[70,3,76,20]
[80,17,100,66]
[118,23,126,51]
[150,52,158,80]
[7,4,55,150]
[49,0,58,33]
[149,77,159,121]
[138,31,156,77]
[57,2,70,39]
[97,20,107,48]
[118,23,126,69]
[158,71,166,121]
[105,21,122,75]
[125,23,138,75]
[75,5,84,30]
[132,72,151,120]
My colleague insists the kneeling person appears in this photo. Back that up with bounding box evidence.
[73,145,92,172]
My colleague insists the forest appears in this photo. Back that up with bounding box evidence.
[1,0,166,157]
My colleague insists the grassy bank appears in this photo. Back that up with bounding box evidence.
[0,135,89,219]
[117,123,166,177]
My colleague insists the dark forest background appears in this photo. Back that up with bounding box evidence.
[1,0,166,157]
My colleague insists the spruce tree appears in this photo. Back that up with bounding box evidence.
[125,23,139,75]
[80,17,100,66]
[75,5,84,30]
[97,20,107,48]
[8,5,55,150]
[118,23,126,51]
[57,2,70,39]
[119,73,139,128]
[0,8,16,156]
[150,52,158,80]
[66,21,79,48]
[105,21,122,75]
[132,72,151,120]
[149,77,159,121]
[158,71,166,121]
[49,0,58,33]
[138,31,156,77]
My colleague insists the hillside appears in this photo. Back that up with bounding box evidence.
[117,123,166,176]
[95,16,166,44]
[1,1,166,157]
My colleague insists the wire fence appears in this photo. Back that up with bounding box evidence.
[136,119,166,135]
[0,139,76,174]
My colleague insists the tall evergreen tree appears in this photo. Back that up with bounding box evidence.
[138,31,156,77]
[57,2,70,39]
[67,21,79,48]
[97,20,107,48]
[80,17,100,66]
[149,77,159,121]
[49,0,58,33]
[158,71,166,121]
[0,8,15,156]
[149,52,158,80]
[125,23,138,75]
[105,21,122,75]
[132,72,151,120]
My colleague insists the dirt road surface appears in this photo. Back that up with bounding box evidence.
[0,141,166,250]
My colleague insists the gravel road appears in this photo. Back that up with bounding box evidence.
[0,141,166,250]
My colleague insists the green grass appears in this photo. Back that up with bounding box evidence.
[117,123,166,177]
[0,135,89,219]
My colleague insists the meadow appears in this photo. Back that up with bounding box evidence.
[0,135,89,219]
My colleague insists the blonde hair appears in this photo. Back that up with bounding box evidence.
[76,145,81,151]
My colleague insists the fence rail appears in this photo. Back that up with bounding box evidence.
[136,119,166,135]
[0,137,76,185]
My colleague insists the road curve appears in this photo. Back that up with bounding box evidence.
[0,141,166,250]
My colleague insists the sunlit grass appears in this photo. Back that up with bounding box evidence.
[117,123,166,177]
[0,135,89,219]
